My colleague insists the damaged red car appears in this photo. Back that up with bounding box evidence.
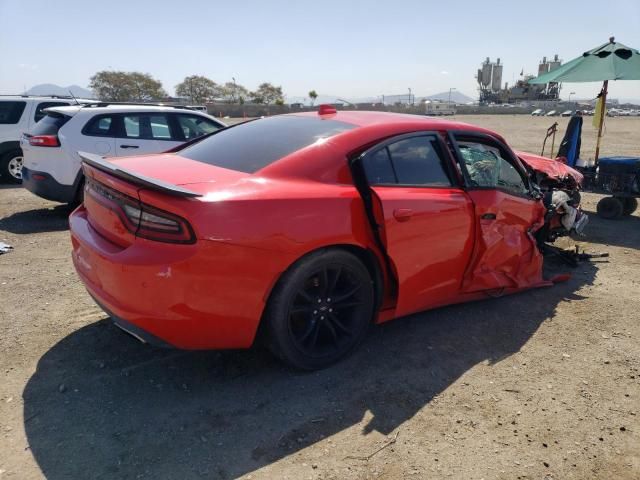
[70,109,585,370]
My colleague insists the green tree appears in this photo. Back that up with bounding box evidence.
[250,83,284,105]
[128,72,167,101]
[89,71,167,101]
[175,75,221,104]
[221,81,250,104]
[308,90,318,106]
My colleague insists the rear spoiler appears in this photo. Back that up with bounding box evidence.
[79,151,202,198]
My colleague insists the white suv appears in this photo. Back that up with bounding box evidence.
[21,103,225,205]
[0,95,93,183]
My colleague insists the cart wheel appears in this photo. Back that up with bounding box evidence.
[597,197,623,219]
[622,197,638,216]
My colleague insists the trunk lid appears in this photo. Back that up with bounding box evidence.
[80,152,249,247]
[103,152,249,187]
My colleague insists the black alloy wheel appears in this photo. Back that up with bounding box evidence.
[265,249,375,370]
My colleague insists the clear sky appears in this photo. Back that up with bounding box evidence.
[1,0,639,102]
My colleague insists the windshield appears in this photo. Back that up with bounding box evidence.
[178,115,355,173]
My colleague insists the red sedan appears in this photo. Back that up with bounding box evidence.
[70,108,583,369]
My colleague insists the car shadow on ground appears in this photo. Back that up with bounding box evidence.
[23,259,596,480]
[0,205,71,234]
[0,183,23,190]
[580,209,640,250]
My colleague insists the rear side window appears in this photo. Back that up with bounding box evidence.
[363,135,452,187]
[0,101,27,124]
[30,113,71,135]
[123,114,174,140]
[83,115,115,136]
[34,102,69,122]
[179,116,355,173]
[176,114,221,140]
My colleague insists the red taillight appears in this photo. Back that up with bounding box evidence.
[85,178,196,244]
[29,135,60,147]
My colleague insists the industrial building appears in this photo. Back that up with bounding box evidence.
[477,55,562,104]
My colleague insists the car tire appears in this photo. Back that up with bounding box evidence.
[1,149,24,184]
[68,177,85,209]
[264,249,375,370]
[596,196,623,219]
[622,197,638,216]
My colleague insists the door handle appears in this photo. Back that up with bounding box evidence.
[481,213,497,220]
[120,145,139,149]
[393,208,414,222]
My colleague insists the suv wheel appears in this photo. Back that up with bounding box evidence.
[1,150,24,184]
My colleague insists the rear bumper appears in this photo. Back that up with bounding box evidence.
[90,294,175,348]
[69,206,287,350]
[22,167,76,203]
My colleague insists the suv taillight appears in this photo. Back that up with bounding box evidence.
[86,178,196,244]
[29,135,60,147]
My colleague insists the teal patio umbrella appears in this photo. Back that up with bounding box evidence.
[529,37,640,163]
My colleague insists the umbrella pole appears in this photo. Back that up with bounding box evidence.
[594,80,608,166]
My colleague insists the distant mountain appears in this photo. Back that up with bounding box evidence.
[23,84,95,99]
[423,91,475,104]
[618,98,640,106]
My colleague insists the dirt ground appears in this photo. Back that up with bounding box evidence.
[1,115,639,480]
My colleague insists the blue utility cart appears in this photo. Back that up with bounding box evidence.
[580,156,640,219]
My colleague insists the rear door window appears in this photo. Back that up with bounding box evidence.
[0,101,27,124]
[362,135,452,187]
[122,114,175,140]
[34,102,69,123]
[363,148,396,185]
[123,115,141,138]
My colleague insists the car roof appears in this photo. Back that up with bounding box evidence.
[288,110,504,139]
[253,110,509,180]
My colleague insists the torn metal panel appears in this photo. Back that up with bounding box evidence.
[461,191,550,293]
